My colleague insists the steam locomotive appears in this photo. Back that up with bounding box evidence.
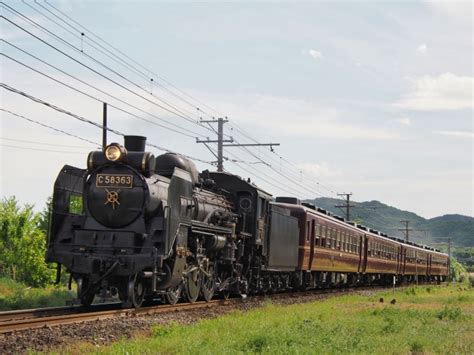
[46,135,449,307]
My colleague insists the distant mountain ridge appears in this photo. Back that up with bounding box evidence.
[304,198,474,247]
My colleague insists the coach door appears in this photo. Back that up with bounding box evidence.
[427,254,432,276]
[402,248,407,275]
[361,235,368,273]
[308,218,316,270]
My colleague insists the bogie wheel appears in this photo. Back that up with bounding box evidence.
[77,277,95,307]
[165,284,182,305]
[122,274,145,308]
[184,268,201,303]
[201,267,216,302]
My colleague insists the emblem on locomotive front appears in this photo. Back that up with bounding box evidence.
[104,189,120,209]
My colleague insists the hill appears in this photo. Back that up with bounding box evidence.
[304,198,474,247]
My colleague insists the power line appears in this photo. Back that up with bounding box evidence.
[23,0,202,121]
[28,0,205,121]
[4,2,350,200]
[0,108,100,146]
[0,143,88,154]
[43,0,222,120]
[19,1,347,199]
[0,83,214,164]
[1,45,203,139]
[0,136,94,148]
[0,7,214,133]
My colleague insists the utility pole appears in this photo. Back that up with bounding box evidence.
[399,220,413,242]
[335,193,355,221]
[196,117,280,172]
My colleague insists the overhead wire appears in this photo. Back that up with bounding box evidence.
[3,2,348,200]
[0,83,214,165]
[0,108,100,146]
[43,0,223,120]
[1,44,203,139]
[23,0,202,121]
[0,5,215,134]
[0,143,89,154]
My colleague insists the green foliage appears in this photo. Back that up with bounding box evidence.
[68,194,83,215]
[450,257,467,282]
[0,277,74,311]
[453,247,474,270]
[436,306,465,321]
[0,196,55,287]
[91,285,474,354]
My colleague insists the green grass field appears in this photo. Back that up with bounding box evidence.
[87,284,473,354]
[0,277,74,311]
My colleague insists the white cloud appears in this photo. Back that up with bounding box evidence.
[395,73,473,111]
[424,0,473,24]
[308,49,323,60]
[396,117,411,126]
[201,93,399,140]
[416,44,427,54]
[434,130,474,139]
[297,162,341,179]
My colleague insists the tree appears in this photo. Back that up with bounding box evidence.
[0,197,55,287]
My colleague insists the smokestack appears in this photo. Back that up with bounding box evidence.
[124,135,146,152]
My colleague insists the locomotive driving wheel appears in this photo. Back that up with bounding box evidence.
[184,267,201,303]
[201,266,216,302]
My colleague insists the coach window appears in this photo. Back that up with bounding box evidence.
[314,224,321,246]
[321,225,327,247]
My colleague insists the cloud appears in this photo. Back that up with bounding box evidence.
[434,130,474,139]
[196,93,399,140]
[297,162,341,179]
[394,73,473,111]
[396,117,411,126]
[416,44,427,54]
[424,0,473,24]
[308,49,323,60]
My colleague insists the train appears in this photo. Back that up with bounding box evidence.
[46,135,449,307]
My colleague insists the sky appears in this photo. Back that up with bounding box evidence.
[1,0,473,219]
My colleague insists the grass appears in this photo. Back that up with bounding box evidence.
[0,277,75,311]
[77,284,474,354]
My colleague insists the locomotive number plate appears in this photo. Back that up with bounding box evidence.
[96,174,133,189]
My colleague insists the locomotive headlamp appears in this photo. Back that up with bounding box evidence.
[105,143,126,162]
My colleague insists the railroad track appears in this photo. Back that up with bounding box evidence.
[0,284,426,334]
[0,299,229,334]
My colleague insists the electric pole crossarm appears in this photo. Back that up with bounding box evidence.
[223,143,280,147]
[196,117,280,172]
[335,193,354,221]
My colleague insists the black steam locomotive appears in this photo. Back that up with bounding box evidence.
[46,135,448,308]
[47,135,274,307]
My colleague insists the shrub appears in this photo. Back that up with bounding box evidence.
[436,306,464,321]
